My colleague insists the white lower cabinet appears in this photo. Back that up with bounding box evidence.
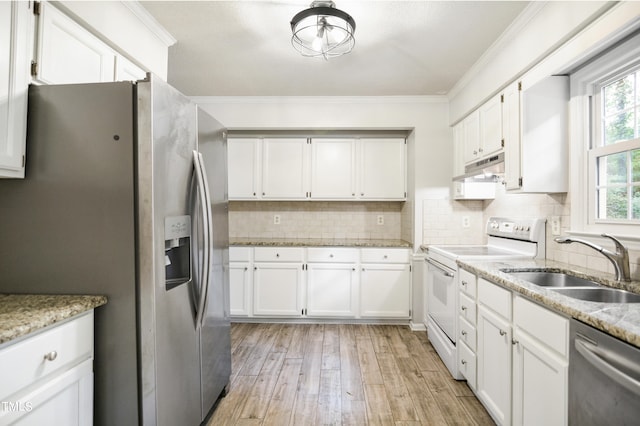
[0,312,95,425]
[230,246,411,320]
[469,274,569,426]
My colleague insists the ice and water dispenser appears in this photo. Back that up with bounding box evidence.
[165,215,191,290]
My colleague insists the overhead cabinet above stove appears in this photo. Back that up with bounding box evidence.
[227,136,407,201]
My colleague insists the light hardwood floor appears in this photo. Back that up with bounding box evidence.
[207,323,494,426]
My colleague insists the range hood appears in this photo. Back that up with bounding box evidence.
[453,152,504,182]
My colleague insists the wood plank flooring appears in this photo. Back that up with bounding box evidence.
[207,323,494,426]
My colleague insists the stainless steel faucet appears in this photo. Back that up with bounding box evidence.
[554,234,631,282]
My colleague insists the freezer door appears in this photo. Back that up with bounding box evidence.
[137,76,201,426]
[197,107,232,420]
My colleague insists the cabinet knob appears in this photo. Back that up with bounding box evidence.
[479,147,484,152]
[383,255,388,259]
[512,338,519,345]
[329,254,334,258]
[361,193,364,196]
[262,192,265,196]
[352,193,355,196]
[276,253,280,258]
[461,306,467,311]
[461,281,467,286]
[461,359,467,365]
[461,330,467,336]
[499,330,507,336]
[244,267,248,271]
[254,267,257,270]
[253,192,256,196]
[44,351,58,362]
[473,150,478,155]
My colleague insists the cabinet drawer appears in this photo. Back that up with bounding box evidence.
[459,269,477,297]
[361,248,409,263]
[254,247,304,262]
[458,316,477,351]
[459,292,477,325]
[458,340,477,390]
[0,312,94,401]
[478,278,512,320]
[514,295,569,358]
[307,247,358,263]
[230,246,252,262]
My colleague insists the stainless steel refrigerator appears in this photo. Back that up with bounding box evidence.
[0,75,231,425]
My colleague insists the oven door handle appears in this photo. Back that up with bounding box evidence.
[575,337,640,395]
[426,259,455,277]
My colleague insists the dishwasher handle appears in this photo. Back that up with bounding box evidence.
[575,337,640,395]
[426,259,455,277]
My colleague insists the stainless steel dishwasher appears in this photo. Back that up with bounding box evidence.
[569,319,640,425]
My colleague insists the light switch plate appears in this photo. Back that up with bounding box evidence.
[550,216,560,235]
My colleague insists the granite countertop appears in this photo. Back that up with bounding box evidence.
[0,294,107,346]
[231,237,412,248]
[458,259,640,348]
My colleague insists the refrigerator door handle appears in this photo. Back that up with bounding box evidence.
[192,151,210,330]
[197,151,214,329]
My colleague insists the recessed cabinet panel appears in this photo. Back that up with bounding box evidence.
[228,138,260,199]
[310,138,356,199]
[306,263,358,317]
[463,110,480,164]
[360,263,411,318]
[479,94,503,157]
[262,138,309,199]
[253,263,302,316]
[359,138,406,200]
[0,1,30,178]
[229,262,251,316]
[37,2,116,84]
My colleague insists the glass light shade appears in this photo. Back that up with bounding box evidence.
[290,2,355,59]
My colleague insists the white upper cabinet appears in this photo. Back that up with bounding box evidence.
[359,138,406,200]
[310,138,356,199]
[503,76,569,193]
[115,55,146,82]
[35,2,116,84]
[0,1,31,178]
[228,136,407,201]
[479,94,503,157]
[463,109,481,163]
[228,138,260,199]
[262,138,309,199]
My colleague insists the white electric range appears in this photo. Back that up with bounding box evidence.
[425,217,546,379]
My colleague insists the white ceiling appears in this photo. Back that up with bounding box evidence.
[141,1,529,97]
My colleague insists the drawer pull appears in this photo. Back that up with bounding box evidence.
[44,351,58,362]
[329,254,334,258]
[499,330,507,336]
[276,253,280,258]
[383,255,388,259]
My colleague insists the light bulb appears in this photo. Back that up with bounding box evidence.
[312,36,323,52]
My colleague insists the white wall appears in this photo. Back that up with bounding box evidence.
[195,95,450,252]
[56,1,175,79]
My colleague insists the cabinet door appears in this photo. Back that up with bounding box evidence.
[35,2,116,84]
[503,81,522,190]
[452,122,465,178]
[512,330,568,426]
[228,138,260,199]
[229,262,251,316]
[477,305,512,426]
[253,263,303,316]
[262,138,309,199]
[310,138,356,199]
[359,138,406,200]
[306,263,358,317]
[0,1,30,178]
[360,263,411,318]
[479,94,503,157]
[463,110,480,164]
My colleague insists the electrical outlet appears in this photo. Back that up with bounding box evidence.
[462,216,470,228]
[274,215,280,225]
[377,215,384,225]
[550,216,560,235]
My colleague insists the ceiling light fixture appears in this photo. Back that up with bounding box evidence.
[290,1,356,60]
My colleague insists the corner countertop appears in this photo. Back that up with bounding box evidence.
[458,259,640,348]
[0,294,108,346]
[230,237,412,248]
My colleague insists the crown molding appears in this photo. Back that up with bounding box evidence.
[191,95,449,105]
[121,1,176,46]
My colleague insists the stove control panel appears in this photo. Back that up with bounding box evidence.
[486,217,546,242]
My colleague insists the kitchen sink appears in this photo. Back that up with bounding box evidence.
[508,271,601,288]
[503,269,640,303]
[552,287,640,303]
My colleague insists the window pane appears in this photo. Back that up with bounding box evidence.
[604,74,634,116]
[634,186,640,219]
[598,152,627,185]
[604,111,634,145]
[633,149,640,182]
[598,187,628,219]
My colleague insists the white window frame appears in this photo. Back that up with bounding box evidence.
[570,32,640,240]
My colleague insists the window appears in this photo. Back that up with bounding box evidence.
[571,31,640,237]
[590,68,640,222]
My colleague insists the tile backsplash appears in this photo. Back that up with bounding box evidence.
[229,201,404,240]
[422,184,640,280]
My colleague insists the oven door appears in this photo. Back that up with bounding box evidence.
[426,258,457,342]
